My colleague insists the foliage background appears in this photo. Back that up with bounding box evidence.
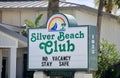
[95,39,120,78]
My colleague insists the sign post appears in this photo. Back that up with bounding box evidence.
[28,13,97,78]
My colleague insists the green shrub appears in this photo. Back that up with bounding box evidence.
[95,39,120,78]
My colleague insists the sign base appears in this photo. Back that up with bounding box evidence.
[74,72,93,78]
[34,71,49,78]
[45,70,74,77]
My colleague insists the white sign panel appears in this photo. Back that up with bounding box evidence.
[28,13,88,70]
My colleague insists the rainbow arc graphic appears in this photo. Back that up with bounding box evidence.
[48,16,66,31]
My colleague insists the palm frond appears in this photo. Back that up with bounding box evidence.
[112,4,118,14]
[95,0,119,14]
[35,14,43,27]
[95,0,100,7]
[24,19,35,28]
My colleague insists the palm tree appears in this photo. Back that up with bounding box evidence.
[97,0,104,49]
[115,0,120,8]
[47,0,59,18]
[24,14,43,28]
[21,14,43,36]
[95,0,120,48]
[95,0,119,14]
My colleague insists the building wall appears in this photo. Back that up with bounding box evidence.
[20,10,37,26]
[1,9,120,51]
[2,10,48,26]
[1,8,120,78]
[1,9,75,26]
[74,10,120,51]
[2,10,21,26]
[74,10,97,26]
[101,16,120,50]
[0,48,25,78]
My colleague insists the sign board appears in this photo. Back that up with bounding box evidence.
[28,13,97,71]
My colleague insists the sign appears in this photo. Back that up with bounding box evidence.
[28,13,97,71]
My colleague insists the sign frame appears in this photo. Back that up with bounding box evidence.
[28,13,98,71]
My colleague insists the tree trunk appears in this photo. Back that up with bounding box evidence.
[97,0,104,49]
[47,0,59,18]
